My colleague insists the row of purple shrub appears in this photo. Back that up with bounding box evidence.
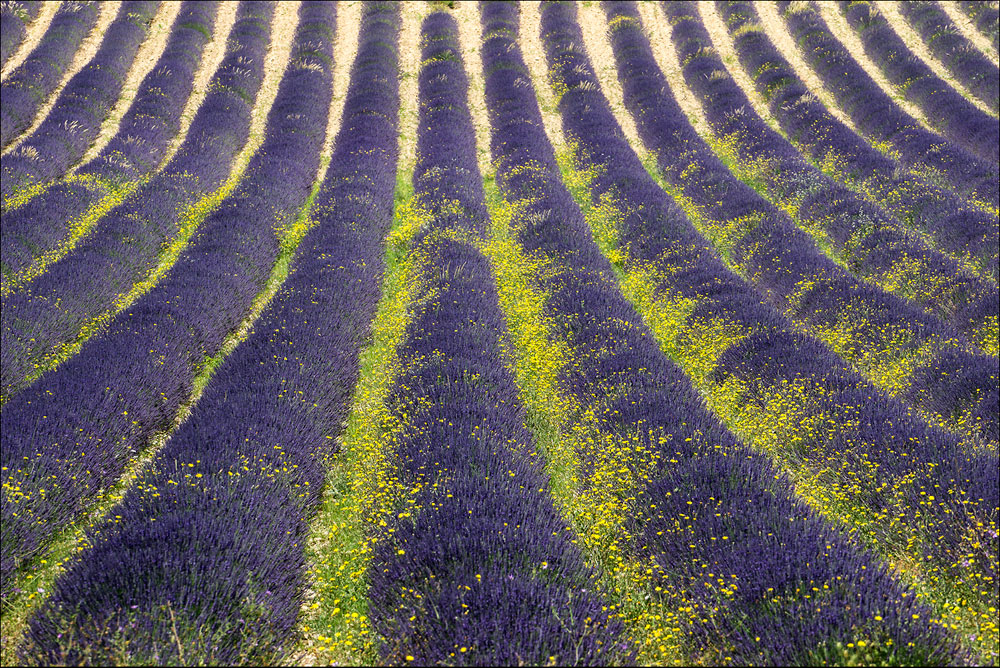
[0,0,317,603]
[483,3,953,664]
[610,0,998,450]
[0,0,41,70]
[778,1,998,210]
[1,1,159,205]
[541,0,997,643]
[366,11,625,665]
[0,2,220,290]
[958,0,1000,56]
[715,0,999,287]
[899,0,999,113]
[0,1,272,402]
[19,3,401,663]
[0,0,101,149]
[839,0,998,165]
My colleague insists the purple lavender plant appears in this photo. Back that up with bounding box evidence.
[0,0,101,148]
[0,0,335,606]
[610,1,998,450]
[0,0,41,69]
[367,12,625,665]
[481,3,958,664]
[958,0,1000,55]
[1,1,160,205]
[777,1,998,210]
[0,1,273,402]
[840,0,999,165]
[540,0,997,651]
[900,1,999,112]
[712,0,999,286]
[18,4,400,663]
[0,1,221,286]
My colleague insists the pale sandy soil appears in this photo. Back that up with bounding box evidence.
[156,1,239,167]
[314,0,362,176]
[453,0,492,175]
[637,1,709,133]
[575,0,647,158]
[876,0,997,116]
[2,1,123,156]
[518,0,565,149]
[77,1,183,166]
[938,0,1000,62]
[814,1,937,129]
[750,1,857,129]
[396,0,425,174]
[0,0,61,80]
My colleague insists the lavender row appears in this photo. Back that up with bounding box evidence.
[958,0,1000,53]
[714,0,1000,288]
[367,13,624,665]
[20,4,399,663]
[1,1,159,206]
[0,0,305,600]
[483,3,953,664]
[621,1,998,449]
[0,0,41,69]
[839,0,999,165]
[0,1,274,403]
[900,1,999,112]
[541,0,997,642]
[777,2,998,210]
[0,1,220,289]
[0,0,101,149]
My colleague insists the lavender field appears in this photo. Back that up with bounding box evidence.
[0,1,997,665]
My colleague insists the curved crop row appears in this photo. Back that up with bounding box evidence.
[0,1,220,295]
[899,1,999,112]
[540,2,999,656]
[0,0,101,149]
[0,0,333,605]
[958,0,1000,53]
[0,1,274,403]
[714,0,1000,292]
[839,0,999,164]
[612,1,998,450]
[1,1,160,207]
[777,1,998,210]
[0,1,42,70]
[481,4,953,665]
[363,13,625,665]
[17,5,400,664]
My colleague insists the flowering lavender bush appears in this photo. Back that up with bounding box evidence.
[0,0,101,148]
[0,1,220,290]
[609,0,998,449]
[482,3,955,664]
[19,5,400,664]
[778,0,999,210]
[958,0,999,52]
[363,12,626,665]
[0,0,41,69]
[840,0,999,165]
[713,0,999,288]
[540,0,997,655]
[899,1,999,113]
[0,1,273,402]
[1,1,159,205]
[0,0,333,607]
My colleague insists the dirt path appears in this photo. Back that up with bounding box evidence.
[452,0,492,175]
[518,0,565,149]
[938,0,1000,62]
